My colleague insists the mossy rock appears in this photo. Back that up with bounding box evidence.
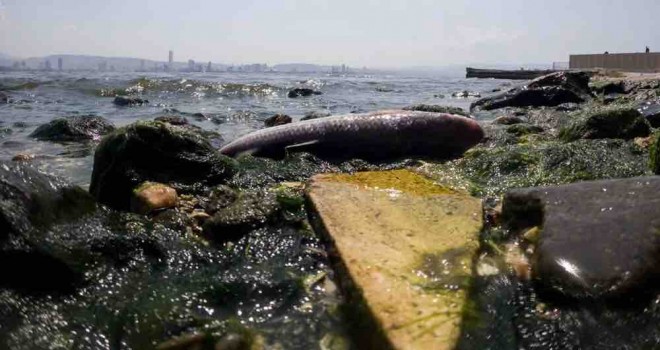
[650,131,660,174]
[30,115,115,142]
[403,104,469,117]
[559,106,650,141]
[418,139,650,196]
[90,121,236,211]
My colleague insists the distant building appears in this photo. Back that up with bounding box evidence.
[207,61,212,72]
[188,59,195,72]
[57,57,63,71]
[45,60,52,71]
[570,51,660,72]
[168,50,174,70]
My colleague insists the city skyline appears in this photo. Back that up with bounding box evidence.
[1,0,659,68]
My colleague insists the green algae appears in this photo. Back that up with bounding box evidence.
[651,131,660,174]
[325,169,455,196]
[418,139,650,197]
[558,105,650,141]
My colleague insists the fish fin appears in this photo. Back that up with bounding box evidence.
[285,140,321,153]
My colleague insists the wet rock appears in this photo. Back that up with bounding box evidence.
[113,96,148,106]
[638,100,660,127]
[90,121,236,211]
[131,182,178,214]
[471,71,592,111]
[403,104,469,117]
[559,107,650,141]
[152,208,190,231]
[11,153,36,162]
[30,115,115,142]
[0,161,97,292]
[590,80,626,95]
[502,176,660,299]
[287,88,321,98]
[204,185,239,214]
[191,112,211,121]
[651,132,660,174]
[493,115,525,125]
[155,115,189,125]
[264,114,292,127]
[301,111,330,121]
[202,190,279,242]
[506,124,544,136]
[0,91,8,104]
[417,139,649,197]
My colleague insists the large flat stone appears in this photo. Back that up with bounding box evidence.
[306,170,482,350]
[502,176,660,299]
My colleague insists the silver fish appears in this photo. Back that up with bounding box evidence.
[219,110,484,160]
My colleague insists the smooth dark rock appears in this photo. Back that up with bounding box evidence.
[90,121,236,211]
[403,104,469,117]
[287,88,322,98]
[0,91,8,104]
[471,71,592,111]
[264,114,292,127]
[502,177,660,299]
[638,100,660,128]
[493,115,525,125]
[301,111,331,121]
[192,112,211,121]
[30,115,115,142]
[154,115,188,125]
[202,190,279,242]
[113,96,148,106]
[559,107,650,141]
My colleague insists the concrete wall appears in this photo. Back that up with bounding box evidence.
[569,53,660,72]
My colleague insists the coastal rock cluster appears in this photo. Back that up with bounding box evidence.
[3,70,660,349]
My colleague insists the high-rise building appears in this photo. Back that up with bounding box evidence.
[45,60,52,71]
[57,57,63,71]
[207,61,212,72]
[188,59,195,72]
[168,50,174,71]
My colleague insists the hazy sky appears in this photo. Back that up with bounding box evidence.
[0,0,658,67]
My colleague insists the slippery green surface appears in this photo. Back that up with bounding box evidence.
[418,139,650,197]
[558,106,650,141]
[651,131,660,174]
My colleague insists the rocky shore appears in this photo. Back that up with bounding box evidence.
[1,70,660,349]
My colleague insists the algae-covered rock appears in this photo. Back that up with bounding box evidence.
[154,115,189,125]
[90,121,236,211]
[203,190,280,242]
[131,182,178,214]
[638,100,660,127]
[493,115,525,125]
[403,104,469,116]
[506,124,544,137]
[559,106,650,141]
[113,95,148,106]
[0,161,96,293]
[502,177,660,300]
[264,113,292,127]
[30,115,115,142]
[417,139,649,196]
[651,131,660,174]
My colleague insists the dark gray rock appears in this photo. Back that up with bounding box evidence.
[471,71,592,111]
[287,88,321,98]
[301,111,331,121]
[264,114,292,127]
[30,115,115,142]
[403,104,469,117]
[154,115,188,125]
[559,107,650,141]
[90,121,236,211]
[0,91,8,104]
[113,96,148,106]
[502,176,660,299]
[202,190,279,242]
[0,161,97,292]
[638,100,660,128]
[204,185,239,214]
